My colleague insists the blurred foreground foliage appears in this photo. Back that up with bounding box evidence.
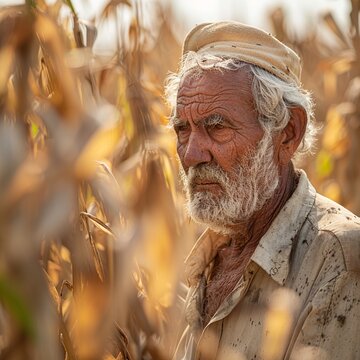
[0,1,188,359]
[0,0,360,360]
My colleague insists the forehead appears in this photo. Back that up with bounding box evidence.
[176,67,255,121]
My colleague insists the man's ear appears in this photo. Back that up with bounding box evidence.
[278,106,307,165]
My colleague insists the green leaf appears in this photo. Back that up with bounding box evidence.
[0,275,35,339]
[63,0,77,16]
[26,0,37,8]
[31,122,39,139]
[316,150,334,179]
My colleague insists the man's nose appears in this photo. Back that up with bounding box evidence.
[182,131,212,168]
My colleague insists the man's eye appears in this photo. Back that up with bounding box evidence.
[175,123,190,133]
[213,123,225,130]
[207,122,235,143]
[175,123,191,143]
[206,121,227,132]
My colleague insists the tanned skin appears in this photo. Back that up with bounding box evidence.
[175,67,307,325]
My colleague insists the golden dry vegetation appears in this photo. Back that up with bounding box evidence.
[0,0,359,359]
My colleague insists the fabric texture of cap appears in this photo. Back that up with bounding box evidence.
[182,21,302,85]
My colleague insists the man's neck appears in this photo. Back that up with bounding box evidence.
[227,162,298,249]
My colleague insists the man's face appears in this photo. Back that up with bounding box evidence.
[174,68,280,232]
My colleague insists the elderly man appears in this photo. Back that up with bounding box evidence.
[165,21,360,360]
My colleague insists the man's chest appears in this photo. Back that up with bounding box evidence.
[188,236,345,360]
[195,268,280,360]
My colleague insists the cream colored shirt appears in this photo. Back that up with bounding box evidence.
[174,170,360,360]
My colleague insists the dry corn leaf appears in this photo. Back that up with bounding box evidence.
[346,76,360,102]
[141,81,163,97]
[13,146,37,190]
[97,161,120,190]
[43,269,61,309]
[322,12,349,47]
[323,180,342,203]
[48,0,63,19]
[322,106,348,157]
[332,56,354,74]
[101,0,132,20]
[70,278,110,359]
[323,70,337,98]
[158,148,177,202]
[36,181,77,238]
[0,46,14,95]
[47,260,62,288]
[75,124,121,178]
[262,289,300,360]
[80,212,114,237]
[6,74,17,114]
[81,215,106,282]
[90,164,123,221]
[140,210,177,309]
[0,122,27,196]
[35,12,81,120]
[34,0,49,12]
[78,19,97,48]
[60,245,71,263]
[65,47,93,70]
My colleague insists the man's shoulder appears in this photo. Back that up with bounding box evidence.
[311,192,360,273]
[313,192,360,233]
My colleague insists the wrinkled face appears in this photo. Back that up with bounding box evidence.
[173,68,280,232]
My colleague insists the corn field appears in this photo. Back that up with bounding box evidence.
[0,0,359,359]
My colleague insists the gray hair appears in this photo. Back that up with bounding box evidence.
[165,51,317,159]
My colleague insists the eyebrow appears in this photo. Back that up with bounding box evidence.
[203,114,225,126]
[168,114,226,129]
[168,116,186,129]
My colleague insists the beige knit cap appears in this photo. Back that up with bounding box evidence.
[182,21,302,85]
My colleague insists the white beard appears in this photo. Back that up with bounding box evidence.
[180,133,280,234]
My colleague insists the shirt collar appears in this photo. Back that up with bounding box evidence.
[184,170,316,287]
[184,228,230,287]
[251,170,316,284]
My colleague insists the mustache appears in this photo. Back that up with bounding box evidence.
[183,163,229,188]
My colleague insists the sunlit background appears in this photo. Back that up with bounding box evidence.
[0,0,351,48]
[0,0,359,359]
